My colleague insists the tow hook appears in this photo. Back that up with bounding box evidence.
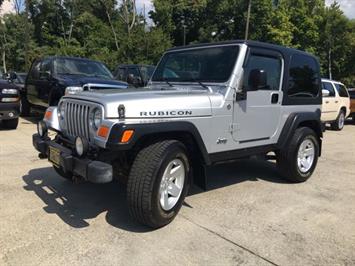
[38,153,47,159]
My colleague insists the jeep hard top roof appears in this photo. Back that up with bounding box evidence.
[167,40,318,61]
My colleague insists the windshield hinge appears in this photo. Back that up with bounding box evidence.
[229,123,239,133]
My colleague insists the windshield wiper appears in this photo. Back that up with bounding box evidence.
[181,79,212,91]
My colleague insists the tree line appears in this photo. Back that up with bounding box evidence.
[0,0,354,86]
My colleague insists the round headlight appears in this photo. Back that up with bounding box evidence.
[93,108,102,129]
[58,103,65,119]
[37,121,48,137]
[75,137,88,157]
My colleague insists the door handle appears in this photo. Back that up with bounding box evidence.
[325,101,329,104]
[335,101,339,103]
[271,93,279,104]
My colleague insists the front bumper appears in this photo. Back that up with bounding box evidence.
[0,102,20,120]
[33,134,113,183]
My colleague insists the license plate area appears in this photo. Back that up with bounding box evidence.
[49,146,61,167]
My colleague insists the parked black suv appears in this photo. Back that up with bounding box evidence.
[114,64,155,87]
[0,79,20,129]
[22,56,128,115]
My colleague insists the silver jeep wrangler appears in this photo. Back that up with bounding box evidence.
[33,40,323,228]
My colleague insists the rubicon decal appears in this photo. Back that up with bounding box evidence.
[140,110,193,116]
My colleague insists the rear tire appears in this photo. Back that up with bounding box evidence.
[277,127,319,183]
[127,140,190,228]
[2,118,19,130]
[331,110,345,131]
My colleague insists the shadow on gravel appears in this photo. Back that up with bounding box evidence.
[22,160,285,231]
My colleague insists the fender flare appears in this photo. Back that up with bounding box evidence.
[106,121,211,165]
[277,110,323,150]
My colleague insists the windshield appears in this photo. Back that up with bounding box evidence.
[54,58,113,79]
[17,74,26,83]
[152,45,239,83]
[140,66,155,81]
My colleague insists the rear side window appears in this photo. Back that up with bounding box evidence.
[334,83,349,98]
[322,82,335,97]
[288,54,320,98]
[349,90,355,99]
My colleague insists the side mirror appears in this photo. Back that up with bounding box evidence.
[322,89,330,97]
[39,71,51,80]
[248,69,267,91]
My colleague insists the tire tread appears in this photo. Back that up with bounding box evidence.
[127,140,179,227]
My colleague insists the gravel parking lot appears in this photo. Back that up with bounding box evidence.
[0,117,354,266]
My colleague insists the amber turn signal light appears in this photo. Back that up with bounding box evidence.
[44,110,52,120]
[97,126,110,139]
[121,130,134,143]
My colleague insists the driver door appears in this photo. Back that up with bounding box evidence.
[233,48,283,144]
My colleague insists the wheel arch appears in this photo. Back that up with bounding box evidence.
[340,106,347,115]
[278,111,323,153]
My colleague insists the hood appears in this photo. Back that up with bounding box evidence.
[0,79,20,89]
[56,74,128,88]
[63,87,215,118]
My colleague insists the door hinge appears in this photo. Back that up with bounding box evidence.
[229,123,239,133]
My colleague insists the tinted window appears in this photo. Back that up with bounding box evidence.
[349,90,355,99]
[243,54,282,91]
[41,59,51,73]
[334,83,349,98]
[29,60,41,80]
[140,66,155,82]
[54,58,113,79]
[322,82,335,97]
[152,46,239,83]
[115,68,127,81]
[288,54,320,98]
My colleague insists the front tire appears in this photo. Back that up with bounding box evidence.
[127,140,190,228]
[20,94,31,116]
[2,118,19,130]
[277,127,319,183]
[331,110,345,131]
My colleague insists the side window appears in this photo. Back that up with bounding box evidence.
[334,84,349,98]
[322,82,335,97]
[243,54,282,91]
[40,59,51,73]
[349,90,355,99]
[288,54,320,98]
[116,68,127,81]
[29,60,41,80]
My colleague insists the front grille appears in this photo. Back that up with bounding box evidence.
[63,101,92,140]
